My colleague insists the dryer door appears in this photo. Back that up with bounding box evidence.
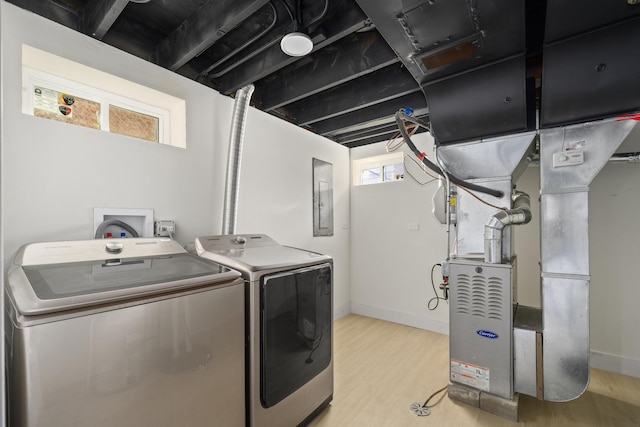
[260,263,332,407]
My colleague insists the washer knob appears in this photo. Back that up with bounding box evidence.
[233,236,247,245]
[105,242,124,254]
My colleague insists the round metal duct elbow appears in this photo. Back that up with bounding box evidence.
[484,191,532,263]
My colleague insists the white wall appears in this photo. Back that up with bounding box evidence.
[232,103,352,316]
[582,162,640,377]
[350,134,449,334]
[0,2,350,315]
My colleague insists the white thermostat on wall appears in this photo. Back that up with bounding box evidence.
[553,149,584,168]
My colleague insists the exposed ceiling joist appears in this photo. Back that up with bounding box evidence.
[284,63,420,126]
[313,91,428,137]
[256,31,399,111]
[215,0,371,95]
[84,0,129,39]
[155,0,271,71]
[340,119,429,147]
[11,0,639,148]
[8,0,81,28]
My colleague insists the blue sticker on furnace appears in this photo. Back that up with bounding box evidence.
[476,329,499,339]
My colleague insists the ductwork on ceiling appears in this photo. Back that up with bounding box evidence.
[358,0,640,146]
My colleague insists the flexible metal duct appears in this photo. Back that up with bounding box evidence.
[222,84,255,235]
[484,191,532,264]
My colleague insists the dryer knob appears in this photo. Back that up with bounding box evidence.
[233,236,247,245]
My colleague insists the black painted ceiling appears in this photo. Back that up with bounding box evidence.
[7,0,640,147]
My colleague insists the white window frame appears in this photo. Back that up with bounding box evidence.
[21,45,186,148]
[23,67,169,144]
[352,152,404,186]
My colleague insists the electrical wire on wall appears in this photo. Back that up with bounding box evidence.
[403,154,439,186]
[428,263,448,311]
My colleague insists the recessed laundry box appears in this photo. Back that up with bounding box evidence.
[5,238,246,427]
[195,234,333,427]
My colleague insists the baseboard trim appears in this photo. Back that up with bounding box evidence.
[334,302,352,321]
[350,303,449,336]
[590,350,640,379]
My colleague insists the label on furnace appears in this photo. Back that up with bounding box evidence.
[450,359,490,391]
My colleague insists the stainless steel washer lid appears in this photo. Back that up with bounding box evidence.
[194,234,331,274]
[7,238,241,315]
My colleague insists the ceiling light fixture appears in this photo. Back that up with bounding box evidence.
[280,0,313,57]
[281,32,313,57]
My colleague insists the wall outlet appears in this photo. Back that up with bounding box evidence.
[94,207,154,238]
[154,220,176,237]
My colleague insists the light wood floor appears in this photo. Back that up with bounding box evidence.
[308,314,640,427]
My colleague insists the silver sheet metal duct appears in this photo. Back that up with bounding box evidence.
[438,131,536,260]
[222,84,255,236]
[539,115,638,402]
[484,191,532,264]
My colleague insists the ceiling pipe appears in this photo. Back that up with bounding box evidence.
[199,2,278,78]
[204,0,329,78]
[222,84,255,235]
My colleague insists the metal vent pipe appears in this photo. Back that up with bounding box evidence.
[484,191,532,264]
[222,84,255,235]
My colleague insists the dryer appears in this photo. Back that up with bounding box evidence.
[194,234,333,427]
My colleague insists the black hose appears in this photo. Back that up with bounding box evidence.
[394,111,504,198]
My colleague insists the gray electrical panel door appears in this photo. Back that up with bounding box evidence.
[312,158,333,236]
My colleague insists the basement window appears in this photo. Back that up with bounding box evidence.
[22,45,186,148]
[353,152,404,186]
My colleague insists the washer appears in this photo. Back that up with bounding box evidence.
[5,238,246,427]
[194,234,333,427]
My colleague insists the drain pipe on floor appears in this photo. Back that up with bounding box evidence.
[222,84,255,236]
